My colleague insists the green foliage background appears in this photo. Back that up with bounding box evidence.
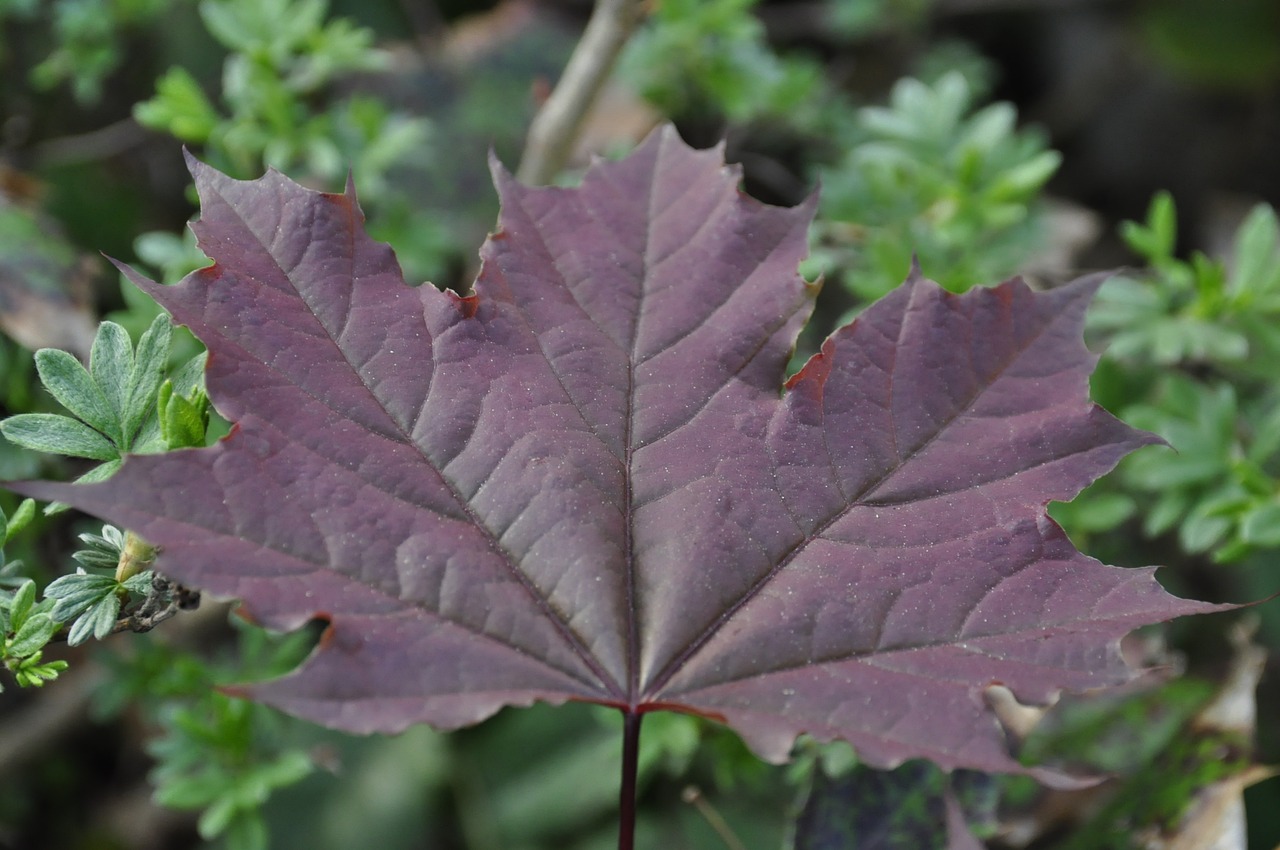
[0,0,1278,848]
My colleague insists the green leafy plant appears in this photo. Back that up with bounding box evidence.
[1072,193,1280,562]
[0,313,192,488]
[0,264,311,849]
[0,483,53,691]
[44,523,163,644]
[828,0,933,38]
[134,0,418,182]
[1122,378,1280,560]
[810,71,1061,307]
[0,312,208,683]
[131,0,450,284]
[0,0,186,102]
[1093,192,1280,370]
[70,607,323,850]
[0,577,65,690]
[619,0,828,127]
[1009,628,1264,849]
[145,626,319,850]
[0,497,35,586]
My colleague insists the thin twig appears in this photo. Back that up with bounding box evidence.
[681,786,748,850]
[31,118,149,168]
[120,573,202,635]
[516,0,645,185]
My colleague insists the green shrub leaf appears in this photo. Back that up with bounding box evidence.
[35,348,121,444]
[0,414,119,460]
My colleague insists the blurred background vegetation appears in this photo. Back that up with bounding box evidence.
[1,0,1279,848]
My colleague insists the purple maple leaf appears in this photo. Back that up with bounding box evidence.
[12,126,1219,778]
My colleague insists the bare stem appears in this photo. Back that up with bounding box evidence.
[618,709,643,850]
[516,0,644,185]
[682,786,747,850]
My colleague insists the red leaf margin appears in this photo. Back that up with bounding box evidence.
[8,125,1228,780]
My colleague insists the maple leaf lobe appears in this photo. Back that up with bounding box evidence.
[8,126,1222,777]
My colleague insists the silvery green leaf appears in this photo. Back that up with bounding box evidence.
[169,351,208,397]
[77,524,125,553]
[8,611,59,656]
[90,322,134,431]
[90,594,122,641]
[123,314,173,442]
[1231,204,1280,298]
[34,348,121,444]
[66,594,121,646]
[74,459,123,484]
[3,499,35,543]
[0,414,118,460]
[72,548,121,570]
[7,578,36,630]
[122,571,155,594]
[45,573,119,622]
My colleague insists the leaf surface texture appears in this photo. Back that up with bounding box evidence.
[15,127,1219,773]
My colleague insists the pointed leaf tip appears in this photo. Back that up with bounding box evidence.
[908,253,923,281]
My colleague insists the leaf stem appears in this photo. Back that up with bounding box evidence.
[681,786,747,850]
[618,709,643,850]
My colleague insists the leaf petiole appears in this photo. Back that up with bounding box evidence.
[618,709,643,850]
